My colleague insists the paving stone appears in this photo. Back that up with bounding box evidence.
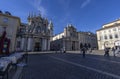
[21,53,120,79]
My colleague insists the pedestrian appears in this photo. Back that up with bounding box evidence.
[81,47,86,58]
[115,47,120,55]
[89,48,92,53]
[112,47,116,57]
[61,47,64,53]
[63,47,66,53]
[104,47,109,57]
[104,48,106,56]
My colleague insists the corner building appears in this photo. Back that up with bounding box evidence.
[0,11,20,52]
[97,19,120,50]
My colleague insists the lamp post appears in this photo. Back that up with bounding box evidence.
[25,34,28,63]
[63,36,66,53]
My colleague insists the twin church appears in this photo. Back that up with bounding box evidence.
[0,11,53,53]
[0,11,98,53]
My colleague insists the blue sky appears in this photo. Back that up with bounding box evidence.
[0,0,120,34]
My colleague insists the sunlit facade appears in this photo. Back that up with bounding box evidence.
[96,19,120,50]
[78,32,97,49]
[16,14,53,51]
[0,11,21,52]
[51,24,97,51]
[51,24,79,51]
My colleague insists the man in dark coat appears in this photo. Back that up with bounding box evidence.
[81,47,86,58]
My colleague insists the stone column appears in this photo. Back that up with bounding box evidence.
[42,38,46,51]
[27,38,33,51]
[42,38,44,51]
[47,39,50,50]
[70,41,72,51]
[44,39,47,50]
[21,38,25,51]
[16,37,21,51]
[32,38,34,52]
[30,38,33,51]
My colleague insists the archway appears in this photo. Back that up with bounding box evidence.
[104,41,110,48]
[34,42,41,51]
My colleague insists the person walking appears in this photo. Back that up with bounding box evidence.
[63,47,66,53]
[81,47,86,58]
[112,47,116,57]
[104,47,109,57]
[89,48,92,53]
[115,47,120,56]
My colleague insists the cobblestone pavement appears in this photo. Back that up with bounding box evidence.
[21,53,120,79]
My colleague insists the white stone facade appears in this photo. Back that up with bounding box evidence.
[78,32,97,49]
[16,14,53,51]
[96,19,120,50]
[51,24,97,51]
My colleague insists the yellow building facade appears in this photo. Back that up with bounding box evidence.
[0,11,21,52]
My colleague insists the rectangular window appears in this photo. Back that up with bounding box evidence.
[104,35,107,40]
[113,28,116,31]
[109,35,113,39]
[115,34,118,38]
[99,36,102,40]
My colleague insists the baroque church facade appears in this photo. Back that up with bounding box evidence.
[16,14,53,51]
[51,24,97,51]
[51,24,79,51]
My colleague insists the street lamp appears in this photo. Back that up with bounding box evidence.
[62,36,66,53]
[25,34,28,63]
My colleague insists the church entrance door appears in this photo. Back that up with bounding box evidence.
[34,42,41,51]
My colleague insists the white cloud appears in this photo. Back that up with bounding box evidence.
[81,0,91,8]
[29,0,47,16]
